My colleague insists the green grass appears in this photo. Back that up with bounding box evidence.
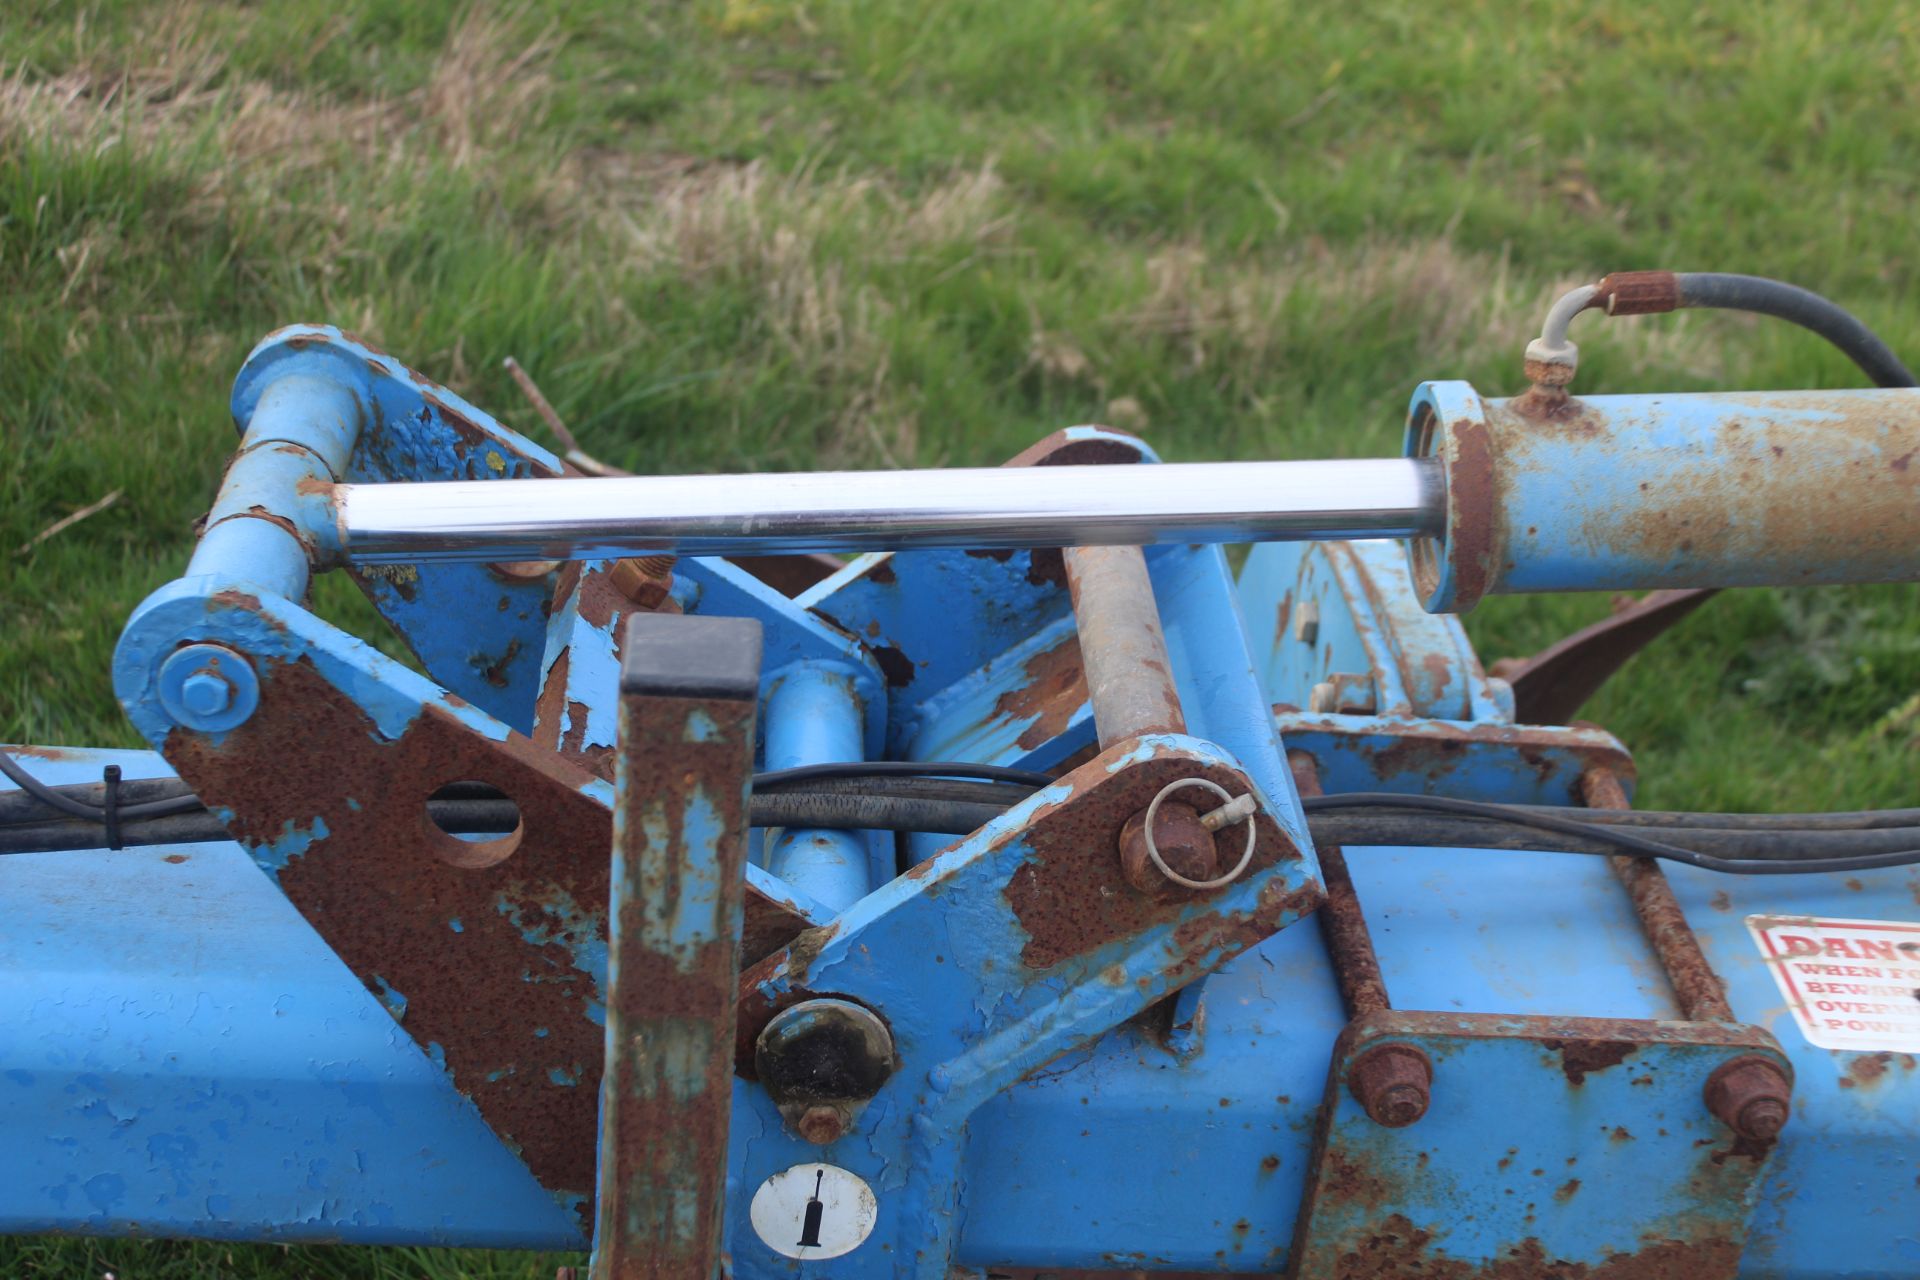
[1,0,1916,1273]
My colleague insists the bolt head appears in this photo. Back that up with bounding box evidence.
[1349,1044,1433,1128]
[1704,1054,1792,1142]
[797,1104,846,1145]
[1738,1097,1789,1141]
[179,670,233,717]
[1374,1082,1428,1128]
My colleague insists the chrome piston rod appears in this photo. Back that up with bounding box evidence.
[336,457,1443,564]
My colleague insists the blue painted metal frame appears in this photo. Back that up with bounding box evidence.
[4,326,1915,1274]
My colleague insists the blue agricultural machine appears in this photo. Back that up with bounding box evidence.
[3,271,1918,1277]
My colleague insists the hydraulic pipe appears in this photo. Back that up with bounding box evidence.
[1407,383,1920,611]
[335,458,1444,564]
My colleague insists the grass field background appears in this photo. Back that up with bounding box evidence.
[2,1,1918,1274]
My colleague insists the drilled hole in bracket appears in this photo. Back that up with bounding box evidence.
[424,780,523,869]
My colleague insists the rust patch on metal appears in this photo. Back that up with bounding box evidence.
[1584,768,1732,1022]
[594,689,754,1277]
[1278,713,1637,798]
[732,922,844,1076]
[1444,415,1497,611]
[1290,752,1390,1016]
[1313,1215,1743,1280]
[871,645,916,688]
[1593,392,1920,589]
[161,654,808,1219]
[478,636,523,689]
[1001,743,1304,971]
[1540,1036,1637,1085]
[1026,548,1068,589]
[1554,1177,1581,1202]
[1837,1051,1915,1090]
[1119,799,1217,887]
[163,853,189,864]
[994,633,1087,750]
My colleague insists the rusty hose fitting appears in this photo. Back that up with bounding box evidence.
[1348,1043,1432,1128]
[1704,1054,1792,1142]
[1591,270,1681,316]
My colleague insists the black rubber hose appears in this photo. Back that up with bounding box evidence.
[0,750,204,821]
[0,791,1012,853]
[0,761,1041,829]
[1305,812,1920,859]
[1298,793,1920,875]
[19,769,1917,835]
[11,790,1920,874]
[1675,273,1917,388]
[1504,802,1920,831]
[750,792,1008,834]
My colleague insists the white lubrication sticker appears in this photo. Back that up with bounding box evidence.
[1747,914,1920,1051]
[749,1162,878,1261]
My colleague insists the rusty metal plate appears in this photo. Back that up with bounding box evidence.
[1290,1011,1789,1280]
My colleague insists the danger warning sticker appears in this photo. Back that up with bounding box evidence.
[1747,915,1920,1051]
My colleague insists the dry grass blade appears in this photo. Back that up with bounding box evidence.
[16,489,123,556]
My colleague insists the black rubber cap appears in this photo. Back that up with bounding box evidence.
[619,613,763,700]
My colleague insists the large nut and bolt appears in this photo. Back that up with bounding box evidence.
[1119,778,1259,893]
[1704,1054,1792,1141]
[1348,1044,1433,1128]
[156,643,261,733]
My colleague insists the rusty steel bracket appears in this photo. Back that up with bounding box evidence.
[1287,748,1792,1279]
[1289,1011,1791,1280]
[733,732,1321,1275]
[1273,712,1636,806]
[1491,588,1720,726]
[115,583,818,1223]
[589,613,763,1280]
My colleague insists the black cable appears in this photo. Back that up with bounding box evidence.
[751,792,1008,834]
[1674,273,1917,388]
[11,779,1920,874]
[753,760,1057,789]
[0,755,1050,829]
[1507,803,1920,832]
[0,748,206,821]
[1301,793,1920,876]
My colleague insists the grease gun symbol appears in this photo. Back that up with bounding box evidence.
[798,1168,826,1249]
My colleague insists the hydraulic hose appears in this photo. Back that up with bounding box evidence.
[1672,272,1917,388]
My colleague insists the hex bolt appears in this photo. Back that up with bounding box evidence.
[1704,1054,1792,1141]
[796,1104,849,1145]
[1348,1044,1432,1128]
[157,642,261,733]
[178,670,234,718]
